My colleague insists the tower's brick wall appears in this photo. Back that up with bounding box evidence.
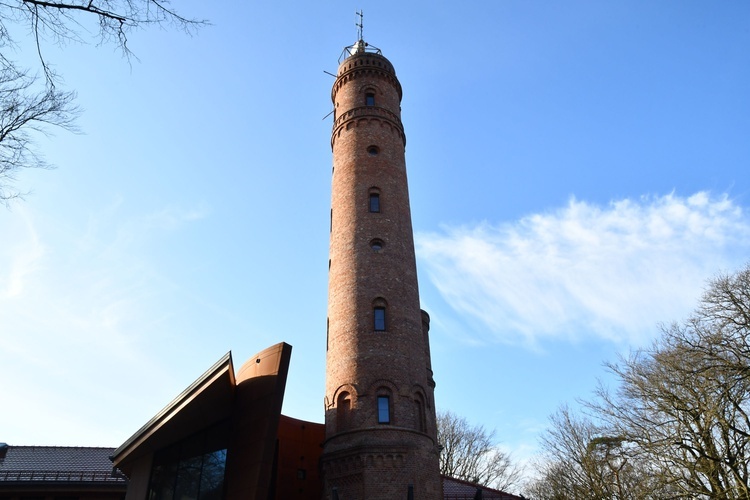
[322,46,442,499]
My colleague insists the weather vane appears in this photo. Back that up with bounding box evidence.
[356,10,364,41]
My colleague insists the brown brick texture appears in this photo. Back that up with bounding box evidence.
[321,48,442,499]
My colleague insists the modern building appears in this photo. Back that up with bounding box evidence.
[109,343,325,500]
[321,36,443,499]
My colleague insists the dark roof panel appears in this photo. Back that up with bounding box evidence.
[0,446,115,472]
[0,446,126,484]
[442,475,525,500]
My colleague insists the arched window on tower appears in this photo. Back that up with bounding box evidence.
[373,298,388,331]
[414,394,426,433]
[377,395,390,424]
[365,92,375,106]
[374,307,386,331]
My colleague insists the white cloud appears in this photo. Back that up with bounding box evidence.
[0,201,212,445]
[416,192,750,347]
[0,209,46,299]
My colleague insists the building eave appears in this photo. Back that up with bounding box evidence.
[111,352,236,472]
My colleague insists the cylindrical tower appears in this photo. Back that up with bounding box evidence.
[322,39,442,499]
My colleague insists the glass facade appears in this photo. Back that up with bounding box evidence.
[147,424,228,500]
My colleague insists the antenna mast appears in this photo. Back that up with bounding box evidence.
[338,10,380,62]
[356,10,364,41]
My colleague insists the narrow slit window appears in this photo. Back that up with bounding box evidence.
[365,93,375,106]
[337,392,351,432]
[377,396,390,424]
[369,193,380,213]
[416,399,426,432]
[374,307,386,331]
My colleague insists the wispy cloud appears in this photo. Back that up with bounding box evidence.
[1,210,46,299]
[416,192,750,347]
[0,201,212,445]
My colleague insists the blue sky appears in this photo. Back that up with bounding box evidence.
[1,0,749,475]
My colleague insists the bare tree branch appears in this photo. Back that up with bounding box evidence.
[0,0,207,203]
[530,264,750,499]
[437,409,523,493]
[0,61,77,203]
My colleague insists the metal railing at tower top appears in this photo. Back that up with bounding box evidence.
[338,39,382,63]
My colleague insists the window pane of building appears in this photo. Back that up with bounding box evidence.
[174,455,202,500]
[377,396,390,424]
[374,307,386,331]
[369,193,380,213]
[147,424,228,500]
[198,450,227,500]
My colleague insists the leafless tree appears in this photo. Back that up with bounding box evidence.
[527,405,661,499]
[0,63,76,203]
[530,265,750,499]
[0,0,206,203]
[437,409,523,493]
[592,265,750,498]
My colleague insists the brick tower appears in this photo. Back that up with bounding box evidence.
[321,35,442,500]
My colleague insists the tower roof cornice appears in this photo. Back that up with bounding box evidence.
[330,105,406,150]
[332,53,402,102]
[329,50,405,149]
[336,50,396,76]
